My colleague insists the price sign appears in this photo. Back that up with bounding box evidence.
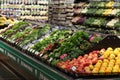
[66,0,74,4]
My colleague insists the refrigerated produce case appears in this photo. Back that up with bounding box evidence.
[0,0,120,80]
[0,35,120,80]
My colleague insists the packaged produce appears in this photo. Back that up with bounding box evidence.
[111,9,120,16]
[106,18,119,28]
[102,9,113,16]
[106,1,114,8]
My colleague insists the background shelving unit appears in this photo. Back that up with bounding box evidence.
[72,0,120,35]
[0,0,48,21]
[48,0,74,26]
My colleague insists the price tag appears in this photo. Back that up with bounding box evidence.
[35,51,39,55]
[27,47,30,51]
[66,0,74,4]
[31,49,35,53]
[39,53,43,57]
[47,57,53,63]
[118,36,120,39]
[29,49,32,52]
[71,66,76,71]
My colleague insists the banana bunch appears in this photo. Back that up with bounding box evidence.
[0,16,7,22]
[0,16,14,27]
[0,16,7,26]
[102,9,113,16]
[106,1,114,8]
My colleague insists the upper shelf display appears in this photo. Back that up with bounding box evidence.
[72,1,120,35]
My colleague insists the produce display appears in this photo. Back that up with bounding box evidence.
[56,47,120,76]
[72,1,120,35]
[84,17,108,27]
[32,30,103,64]
[1,22,51,48]
[1,21,29,38]
[0,0,120,80]
[88,1,116,8]
[0,20,103,67]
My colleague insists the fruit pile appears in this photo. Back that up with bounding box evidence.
[56,47,120,76]
[92,47,120,74]
[56,50,100,74]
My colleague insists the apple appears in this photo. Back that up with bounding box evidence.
[99,56,104,60]
[77,56,83,61]
[84,54,89,58]
[88,55,93,59]
[92,57,98,64]
[83,61,91,66]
